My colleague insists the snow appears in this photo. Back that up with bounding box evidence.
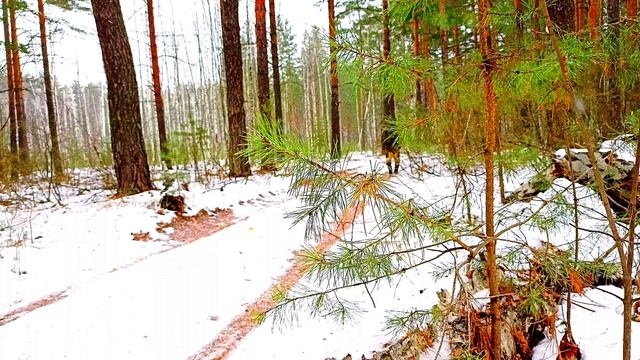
[533,286,640,360]
[554,135,637,163]
[1,154,638,359]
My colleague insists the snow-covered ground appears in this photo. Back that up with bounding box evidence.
[0,153,638,359]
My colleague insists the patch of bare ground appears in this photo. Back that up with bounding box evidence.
[156,207,235,243]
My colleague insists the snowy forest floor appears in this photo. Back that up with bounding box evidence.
[0,153,638,360]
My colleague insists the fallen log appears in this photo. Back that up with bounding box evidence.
[506,135,638,217]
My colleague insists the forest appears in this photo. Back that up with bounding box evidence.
[1,0,640,359]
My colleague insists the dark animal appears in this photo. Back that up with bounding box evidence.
[382,125,400,175]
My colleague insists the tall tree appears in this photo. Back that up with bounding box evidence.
[411,15,422,108]
[607,0,621,131]
[547,0,575,33]
[91,0,153,195]
[220,0,251,176]
[10,0,29,172]
[515,0,524,37]
[588,0,598,39]
[477,0,502,357]
[328,0,341,156]
[438,0,448,67]
[268,0,283,124]
[255,0,270,120]
[147,0,169,168]
[381,0,397,172]
[37,0,63,178]
[576,0,584,31]
[629,0,638,19]
[2,0,16,179]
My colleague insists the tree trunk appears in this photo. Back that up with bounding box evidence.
[329,0,341,157]
[533,0,541,40]
[477,0,502,358]
[453,26,460,65]
[255,0,270,120]
[439,0,448,67]
[91,0,153,195]
[37,0,63,178]
[607,0,621,132]
[220,0,251,177]
[147,0,170,168]
[629,0,638,19]
[2,0,17,180]
[547,0,575,33]
[412,17,422,108]
[381,0,396,164]
[268,0,283,125]
[576,0,584,31]
[10,2,29,173]
[421,22,437,110]
[515,0,524,37]
[588,0,598,39]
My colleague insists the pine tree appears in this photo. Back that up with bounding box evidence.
[91,0,153,195]
[477,0,501,357]
[37,0,64,178]
[329,0,341,157]
[220,0,251,177]
[255,0,270,120]
[147,0,170,168]
[2,0,17,180]
[10,0,29,173]
[268,0,283,125]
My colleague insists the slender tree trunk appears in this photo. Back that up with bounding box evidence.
[220,0,251,177]
[381,0,396,163]
[268,0,283,125]
[421,22,437,110]
[478,0,502,358]
[453,26,460,65]
[576,0,584,31]
[588,0,598,39]
[547,0,575,33]
[91,0,153,195]
[412,17,422,108]
[2,0,17,180]
[147,0,170,168]
[255,0,270,120]
[439,0,448,67]
[515,0,524,37]
[10,2,29,173]
[533,0,541,40]
[629,0,638,19]
[623,134,640,360]
[37,0,63,177]
[329,0,341,157]
[607,0,621,132]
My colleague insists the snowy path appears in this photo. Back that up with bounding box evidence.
[0,191,309,360]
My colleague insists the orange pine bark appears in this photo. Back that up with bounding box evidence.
[588,0,598,39]
[2,0,17,179]
[477,0,502,358]
[255,0,270,120]
[438,0,448,67]
[9,2,29,171]
[328,0,340,156]
[412,18,422,108]
[629,0,638,20]
[38,0,63,177]
[147,0,169,167]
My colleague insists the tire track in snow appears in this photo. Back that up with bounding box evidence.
[0,288,70,327]
[188,203,363,360]
[0,196,286,328]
